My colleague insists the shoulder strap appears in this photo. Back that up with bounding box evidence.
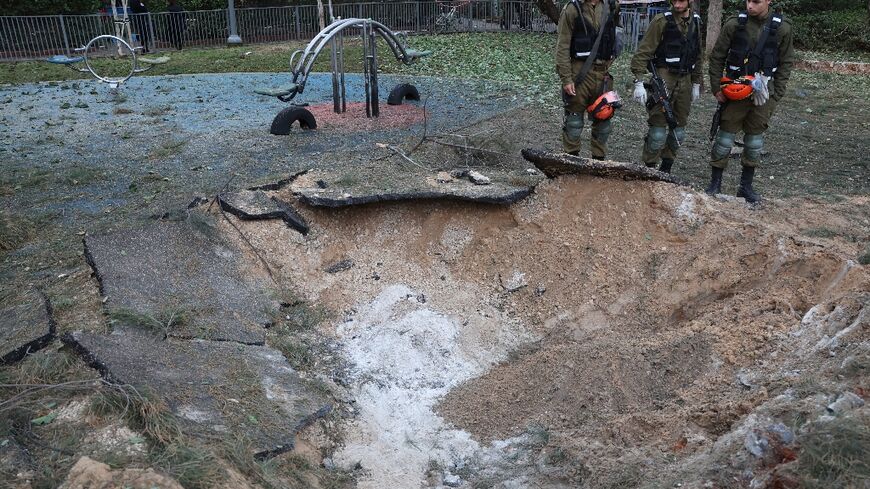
[751,12,781,60]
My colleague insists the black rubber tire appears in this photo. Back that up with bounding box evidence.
[269,107,317,135]
[387,83,420,106]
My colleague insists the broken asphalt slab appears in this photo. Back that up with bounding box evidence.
[522,148,688,185]
[291,169,533,208]
[0,290,55,365]
[63,330,331,457]
[218,189,309,235]
[84,210,276,345]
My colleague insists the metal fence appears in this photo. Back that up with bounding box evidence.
[0,1,652,62]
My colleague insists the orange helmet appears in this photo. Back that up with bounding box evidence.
[587,90,622,120]
[720,75,755,101]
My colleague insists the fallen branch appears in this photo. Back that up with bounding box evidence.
[382,143,432,172]
[216,206,278,285]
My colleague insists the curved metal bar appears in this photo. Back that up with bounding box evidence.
[292,18,426,94]
[82,35,137,86]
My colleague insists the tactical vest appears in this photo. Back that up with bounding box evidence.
[570,0,617,61]
[725,11,782,78]
[654,11,701,75]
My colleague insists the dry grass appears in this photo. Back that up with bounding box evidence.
[89,384,181,445]
[793,412,870,488]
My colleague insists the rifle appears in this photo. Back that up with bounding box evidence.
[644,60,679,135]
[710,102,725,141]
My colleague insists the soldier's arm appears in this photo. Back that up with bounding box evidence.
[630,14,664,79]
[555,5,576,87]
[772,19,794,102]
[708,19,735,92]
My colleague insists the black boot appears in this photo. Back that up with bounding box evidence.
[736,166,761,203]
[659,158,674,174]
[705,167,723,195]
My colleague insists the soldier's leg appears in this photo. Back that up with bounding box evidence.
[590,118,612,160]
[577,67,609,158]
[735,101,777,203]
[642,125,668,167]
[561,110,585,155]
[561,93,586,155]
[660,76,692,173]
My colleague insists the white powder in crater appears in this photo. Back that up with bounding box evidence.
[334,283,531,488]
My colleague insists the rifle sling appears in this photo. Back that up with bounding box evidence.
[573,0,613,87]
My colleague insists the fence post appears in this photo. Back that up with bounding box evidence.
[147,12,157,51]
[294,6,300,39]
[227,0,242,44]
[58,15,71,55]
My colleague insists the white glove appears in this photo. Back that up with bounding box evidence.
[751,73,771,106]
[632,81,647,105]
[691,83,700,103]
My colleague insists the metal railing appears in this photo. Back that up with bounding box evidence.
[0,2,651,62]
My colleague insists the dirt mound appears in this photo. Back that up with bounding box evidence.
[208,175,868,487]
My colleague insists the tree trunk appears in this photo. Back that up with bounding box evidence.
[534,0,560,25]
[706,0,723,54]
[316,0,325,31]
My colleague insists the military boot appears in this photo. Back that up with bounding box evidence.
[736,166,761,203]
[659,158,674,174]
[705,167,723,195]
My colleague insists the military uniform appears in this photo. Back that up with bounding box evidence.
[630,8,703,169]
[708,10,794,169]
[555,0,621,158]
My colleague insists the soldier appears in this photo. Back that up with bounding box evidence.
[706,0,794,202]
[555,0,622,159]
[629,0,702,173]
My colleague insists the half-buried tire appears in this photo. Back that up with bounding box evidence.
[270,107,317,135]
[387,83,420,106]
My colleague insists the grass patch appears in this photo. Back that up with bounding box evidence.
[274,289,330,332]
[107,307,189,338]
[0,349,85,387]
[149,441,225,489]
[270,337,314,371]
[0,212,42,251]
[0,167,54,191]
[147,139,187,160]
[143,105,173,117]
[792,413,870,488]
[89,384,181,445]
[63,166,107,186]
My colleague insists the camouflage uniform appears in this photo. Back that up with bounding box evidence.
[630,8,703,167]
[555,0,621,158]
[708,11,794,169]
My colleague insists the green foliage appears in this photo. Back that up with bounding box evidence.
[3,0,102,16]
[790,9,870,52]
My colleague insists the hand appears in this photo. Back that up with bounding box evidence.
[563,83,576,97]
[751,73,771,106]
[632,81,646,105]
[691,83,700,103]
[714,91,727,104]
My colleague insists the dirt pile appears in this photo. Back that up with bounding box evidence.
[209,175,867,488]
